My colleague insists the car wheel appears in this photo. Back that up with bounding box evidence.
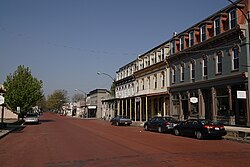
[116,121,119,126]
[158,126,163,133]
[174,128,180,136]
[196,131,203,139]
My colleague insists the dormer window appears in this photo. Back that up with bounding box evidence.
[189,31,194,47]
[200,25,206,42]
[171,40,176,54]
[161,48,165,60]
[214,17,221,36]
[229,9,237,29]
[180,36,184,51]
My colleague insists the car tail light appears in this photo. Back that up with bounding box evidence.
[163,122,170,126]
[204,125,214,129]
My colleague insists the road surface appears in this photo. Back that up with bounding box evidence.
[0,112,250,167]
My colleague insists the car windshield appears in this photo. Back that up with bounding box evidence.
[163,117,177,122]
[120,116,129,119]
[200,120,216,125]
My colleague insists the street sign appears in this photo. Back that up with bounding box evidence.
[17,107,20,114]
[237,91,247,99]
[0,95,4,105]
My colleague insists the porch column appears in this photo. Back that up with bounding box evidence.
[211,87,217,121]
[187,91,191,117]
[146,96,148,121]
[227,86,235,125]
[198,89,205,119]
[140,97,142,122]
[130,98,132,119]
[118,100,120,116]
[135,99,137,122]
[163,96,166,116]
[125,99,128,116]
[122,99,124,116]
[179,93,183,120]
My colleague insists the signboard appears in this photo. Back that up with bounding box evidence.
[237,91,247,99]
[190,97,198,104]
[17,107,20,114]
[0,95,4,105]
[88,106,97,109]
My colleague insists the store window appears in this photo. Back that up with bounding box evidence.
[216,88,230,117]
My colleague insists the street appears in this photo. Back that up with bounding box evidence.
[0,112,250,167]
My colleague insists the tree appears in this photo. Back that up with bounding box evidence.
[72,93,85,102]
[3,65,43,117]
[47,89,68,112]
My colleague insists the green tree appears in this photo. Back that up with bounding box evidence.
[47,89,68,112]
[3,65,43,117]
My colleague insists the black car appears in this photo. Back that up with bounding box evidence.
[173,119,227,139]
[110,116,132,126]
[144,116,179,133]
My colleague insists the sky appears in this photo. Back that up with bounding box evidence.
[0,0,233,99]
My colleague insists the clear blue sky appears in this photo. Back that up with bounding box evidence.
[0,0,231,99]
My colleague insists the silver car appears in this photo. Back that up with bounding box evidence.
[24,113,39,124]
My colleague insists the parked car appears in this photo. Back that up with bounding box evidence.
[144,116,179,133]
[110,116,132,126]
[173,119,227,139]
[24,113,39,124]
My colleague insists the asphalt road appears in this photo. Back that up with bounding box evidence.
[0,112,250,167]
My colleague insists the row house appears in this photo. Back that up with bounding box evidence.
[169,0,250,126]
[114,0,250,126]
[115,60,136,119]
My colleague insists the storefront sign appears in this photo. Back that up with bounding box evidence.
[190,97,198,104]
[88,106,97,109]
[237,91,247,99]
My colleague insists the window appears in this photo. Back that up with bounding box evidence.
[142,79,145,90]
[180,36,184,51]
[154,52,157,64]
[161,48,165,60]
[147,55,150,66]
[172,68,176,83]
[202,57,208,78]
[216,51,222,74]
[190,61,195,80]
[161,72,165,87]
[180,65,184,82]
[232,47,239,70]
[171,41,175,54]
[214,18,221,36]
[200,25,206,42]
[229,9,237,29]
[189,31,194,47]
[154,75,157,89]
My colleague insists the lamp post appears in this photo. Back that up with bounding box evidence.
[227,0,250,126]
[0,85,6,127]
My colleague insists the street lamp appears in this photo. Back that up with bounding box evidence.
[97,72,115,82]
[74,89,87,97]
[226,0,250,126]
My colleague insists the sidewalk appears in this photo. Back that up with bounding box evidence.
[223,126,250,143]
[0,119,23,139]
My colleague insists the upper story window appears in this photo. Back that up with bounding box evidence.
[171,67,176,84]
[202,56,208,78]
[154,75,157,89]
[200,25,206,42]
[214,18,221,36]
[180,36,184,51]
[161,48,165,60]
[147,55,150,66]
[171,40,176,54]
[190,60,195,80]
[154,52,157,64]
[189,31,194,47]
[231,46,240,70]
[216,51,223,74]
[161,71,165,87]
[180,64,184,82]
[142,79,145,90]
[229,9,237,29]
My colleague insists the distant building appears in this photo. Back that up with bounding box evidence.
[86,89,110,118]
